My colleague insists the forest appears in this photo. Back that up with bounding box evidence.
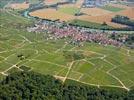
[0,71,134,100]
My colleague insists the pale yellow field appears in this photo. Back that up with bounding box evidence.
[10,2,29,9]
[30,8,75,21]
[77,6,134,27]
[81,7,112,16]
[77,7,134,28]
[77,13,127,28]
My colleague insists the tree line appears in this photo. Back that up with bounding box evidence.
[112,15,134,28]
[0,71,134,100]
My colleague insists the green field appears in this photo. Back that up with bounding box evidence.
[58,7,80,15]
[101,5,125,12]
[0,10,134,90]
[69,19,114,29]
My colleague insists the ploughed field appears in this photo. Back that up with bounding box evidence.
[0,10,134,90]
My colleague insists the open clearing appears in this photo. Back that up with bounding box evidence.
[0,11,134,90]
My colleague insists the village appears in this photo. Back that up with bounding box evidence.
[27,19,129,47]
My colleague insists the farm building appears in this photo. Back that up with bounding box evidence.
[82,0,110,7]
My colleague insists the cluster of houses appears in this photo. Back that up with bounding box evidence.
[27,20,127,47]
[67,0,132,7]
[82,0,131,8]
[82,0,110,7]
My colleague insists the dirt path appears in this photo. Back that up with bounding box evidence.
[55,43,68,53]
[63,61,74,82]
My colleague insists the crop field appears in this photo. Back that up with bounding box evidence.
[30,8,75,21]
[0,11,134,90]
[10,2,29,9]
[30,5,134,28]
[69,19,114,29]
[58,7,80,15]
[100,5,125,12]
[30,7,125,28]
[29,0,134,28]
[117,8,134,19]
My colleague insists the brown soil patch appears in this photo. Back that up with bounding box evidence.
[10,2,29,9]
[117,8,134,19]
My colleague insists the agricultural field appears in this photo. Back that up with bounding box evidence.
[0,0,27,8]
[0,10,134,91]
[100,5,125,12]
[9,2,29,10]
[58,7,80,15]
[69,19,114,29]
[29,0,134,28]
[30,8,75,21]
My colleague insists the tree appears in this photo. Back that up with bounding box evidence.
[0,71,133,100]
